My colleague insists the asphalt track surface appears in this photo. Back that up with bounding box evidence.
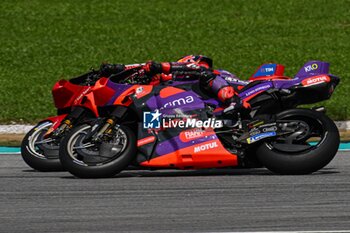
[1,152,350,233]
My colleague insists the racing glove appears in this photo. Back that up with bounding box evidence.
[143,61,164,76]
[199,70,217,87]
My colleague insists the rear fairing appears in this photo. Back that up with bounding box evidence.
[238,74,339,115]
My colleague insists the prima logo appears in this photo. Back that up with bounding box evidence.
[161,96,194,109]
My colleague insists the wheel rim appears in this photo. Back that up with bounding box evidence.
[27,122,59,159]
[66,125,128,166]
[266,115,327,154]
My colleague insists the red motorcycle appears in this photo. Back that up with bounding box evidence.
[21,64,147,171]
[21,70,103,171]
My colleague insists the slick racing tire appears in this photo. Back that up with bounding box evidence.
[21,122,64,172]
[59,124,136,178]
[256,109,340,175]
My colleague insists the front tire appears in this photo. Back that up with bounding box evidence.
[256,109,340,175]
[21,122,63,172]
[59,124,136,178]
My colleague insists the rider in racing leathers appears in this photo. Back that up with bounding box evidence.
[99,55,247,111]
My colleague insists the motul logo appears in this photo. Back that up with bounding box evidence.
[302,75,330,86]
[306,76,328,84]
[194,142,218,153]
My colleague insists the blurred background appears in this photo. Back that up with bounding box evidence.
[0,0,349,123]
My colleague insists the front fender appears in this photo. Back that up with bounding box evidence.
[39,114,68,130]
[38,114,68,136]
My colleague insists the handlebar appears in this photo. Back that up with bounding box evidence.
[108,66,151,84]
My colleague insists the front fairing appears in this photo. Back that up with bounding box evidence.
[52,79,89,109]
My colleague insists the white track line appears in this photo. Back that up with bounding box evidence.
[208,231,350,233]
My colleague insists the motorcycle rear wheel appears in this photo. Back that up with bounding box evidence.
[256,109,340,175]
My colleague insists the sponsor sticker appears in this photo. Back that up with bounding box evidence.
[179,128,214,142]
[74,86,91,104]
[137,136,156,147]
[304,63,319,72]
[194,141,218,153]
[247,131,276,144]
[301,75,330,87]
[224,77,249,85]
[249,129,261,136]
[262,126,278,132]
[136,87,144,94]
[253,64,277,77]
[244,84,272,97]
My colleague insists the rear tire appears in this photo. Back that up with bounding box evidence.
[256,109,339,175]
[59,124,136,178]
[21,122,63,172]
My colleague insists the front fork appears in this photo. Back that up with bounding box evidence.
[84,106,129,143]
[51,107,86,138]
[91,118,116,142]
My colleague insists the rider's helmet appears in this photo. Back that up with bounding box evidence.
[177,55,213,69]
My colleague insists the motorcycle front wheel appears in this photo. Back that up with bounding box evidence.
[256,109,340,175]
[21,121,63,171]
[59,124,136,178]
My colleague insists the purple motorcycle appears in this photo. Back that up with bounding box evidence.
[59,61,340,178]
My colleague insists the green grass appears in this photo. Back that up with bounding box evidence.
[0,0,350,123]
